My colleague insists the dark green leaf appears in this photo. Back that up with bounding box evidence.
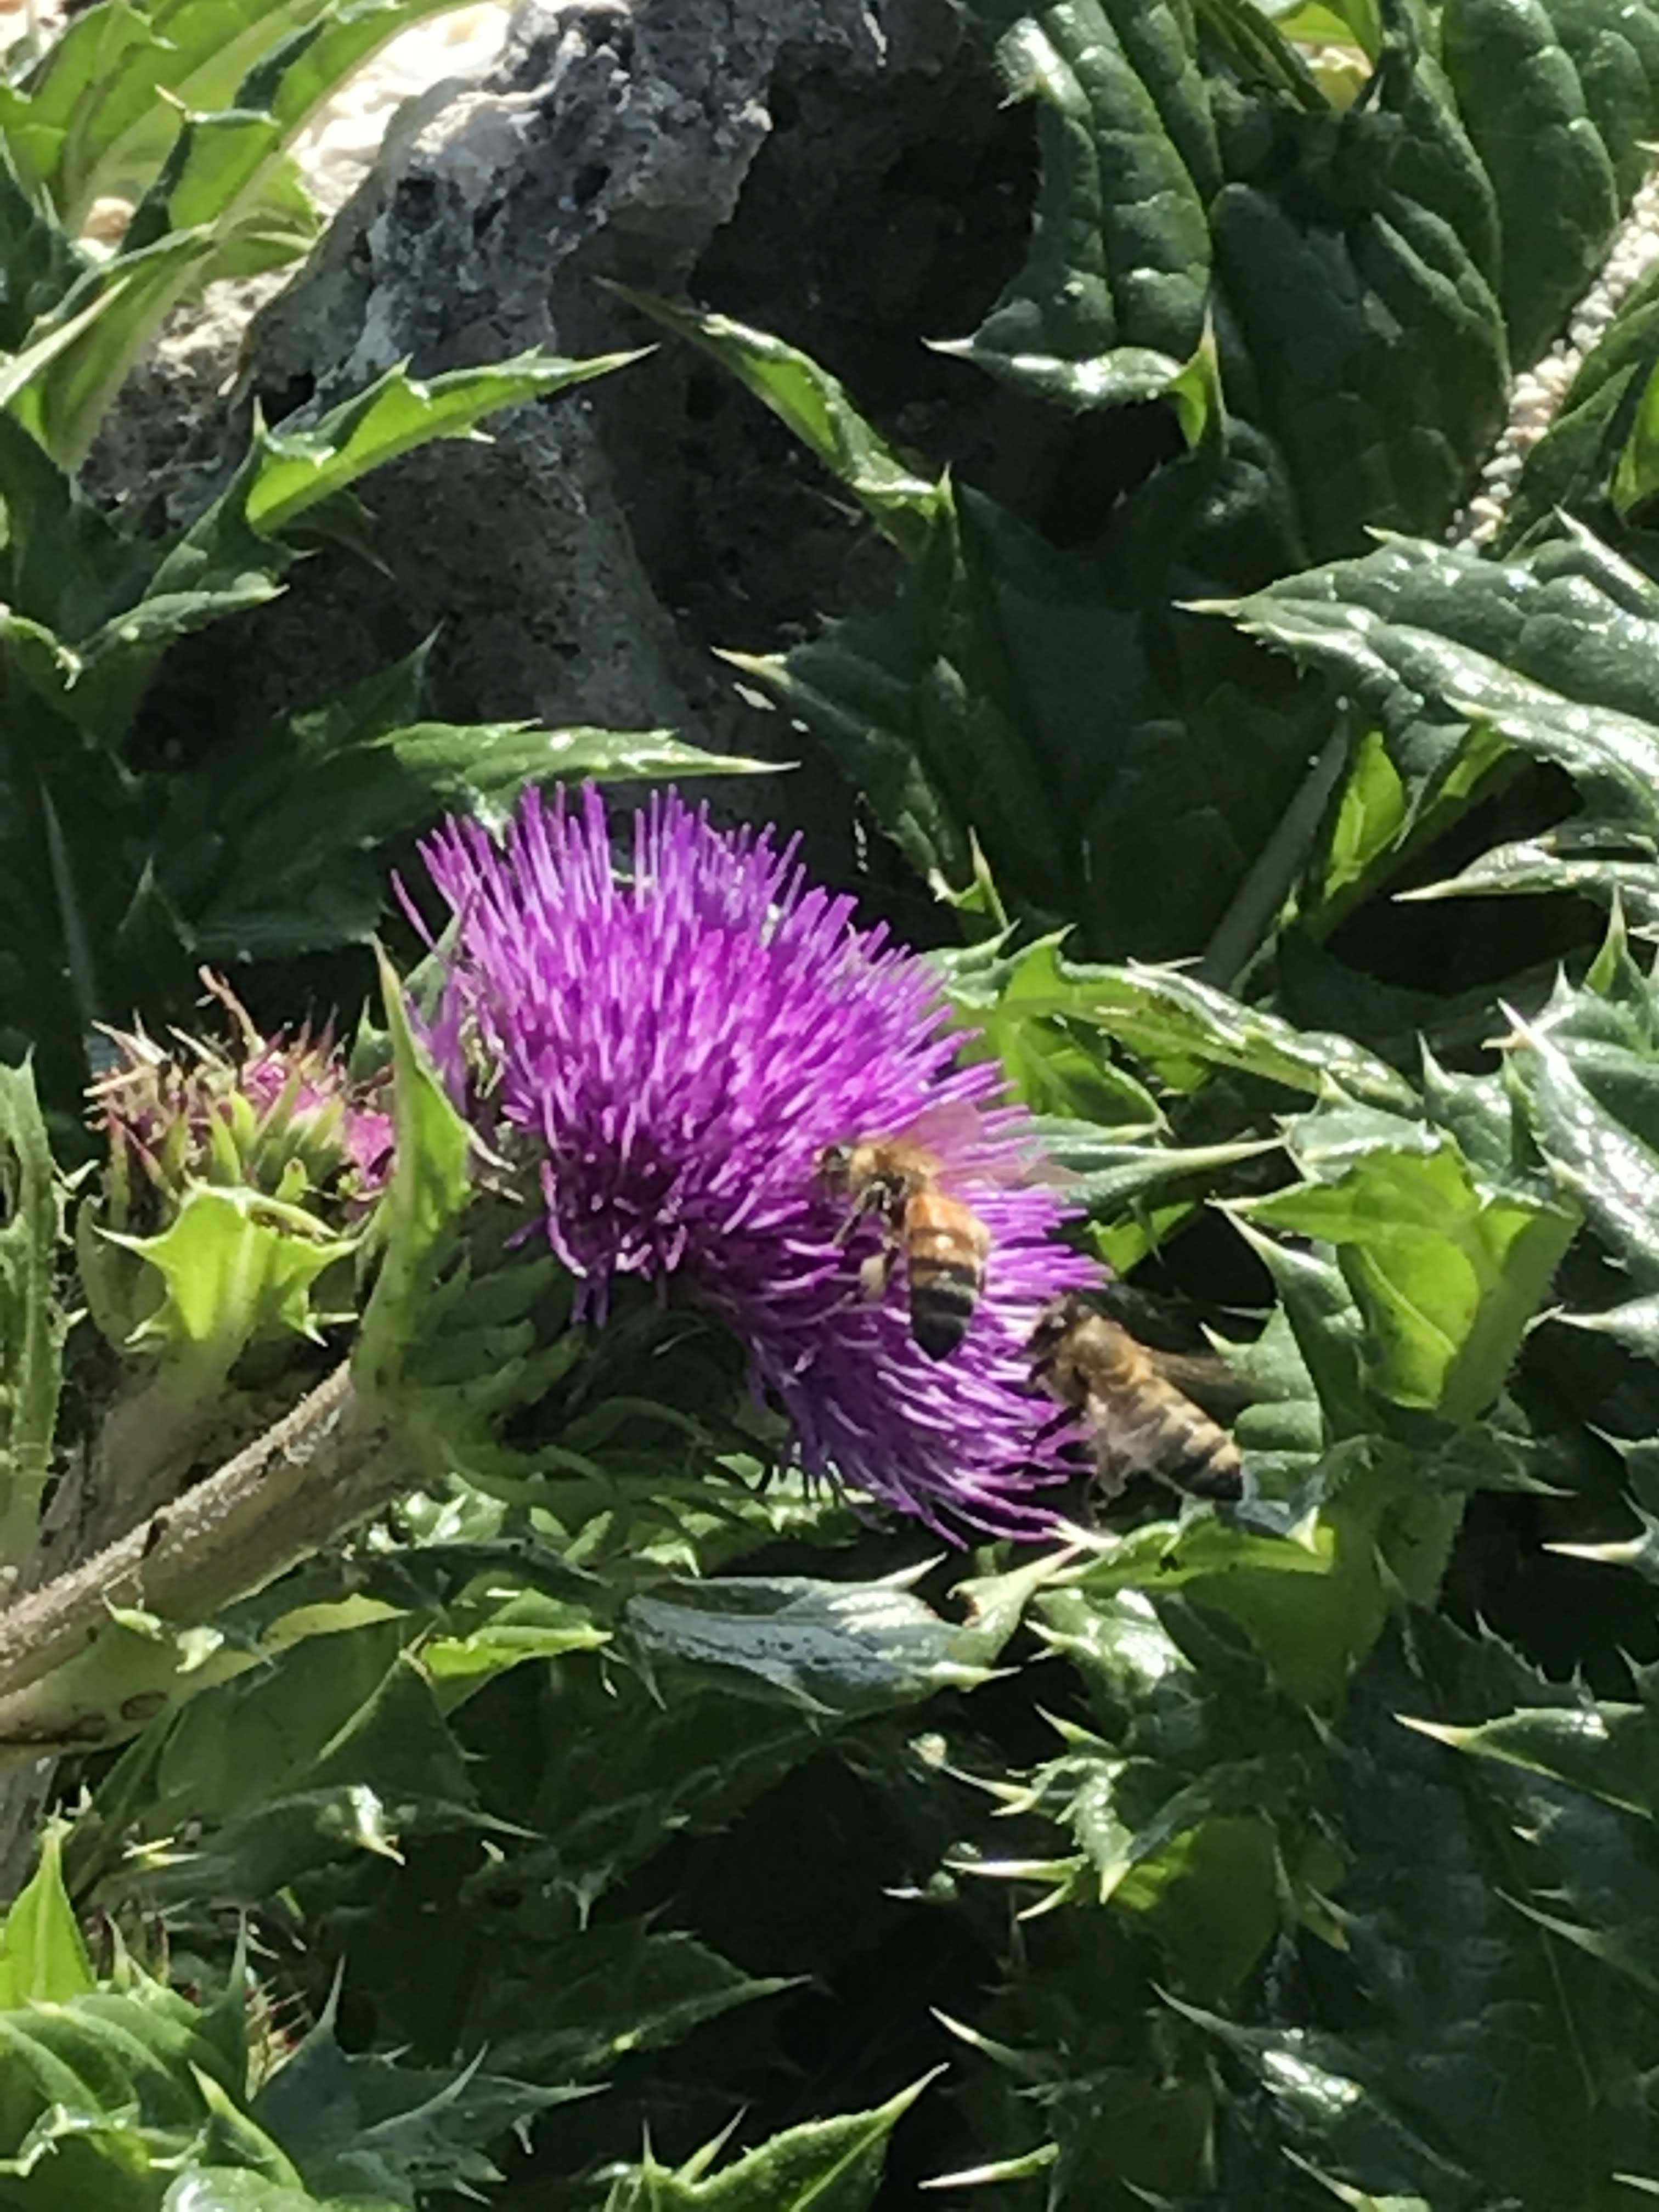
[166,706,771,961]
[252,2002,577,2206]
[1221,524,1659,917]
[1186,1612,1655,2201]
[953,0,1214,405]
[1440,0,1621,368]
[452,1921,793,2083]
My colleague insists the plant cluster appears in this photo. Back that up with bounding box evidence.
[11,0,1659,2205]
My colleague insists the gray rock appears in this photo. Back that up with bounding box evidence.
[108,0,1043,888]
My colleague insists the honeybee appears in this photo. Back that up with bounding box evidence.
[817,1110,996,1360]
[1029,1292,1244,1503]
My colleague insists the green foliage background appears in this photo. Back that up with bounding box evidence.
[14,0,1659,2204]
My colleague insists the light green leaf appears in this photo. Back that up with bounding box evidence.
[0,1957,274,2208]
[9,229,221,466]
[109,1182,358,1357]
[0,1825,93,2008]
[0,1058,64,1561]
[1242,1130,1576,1421]
[250,0,484,143]
[165,2177,397,2211]
[421,1587,608,1699]
[352,950,471,1400]
[239,351,640,537]
[0,0,172,216]
[944,938,1416,1105]
[605,2074,935,2210]
[1061,1513,1334,1600]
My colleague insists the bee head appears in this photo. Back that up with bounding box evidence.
[817,1141,855,1193]
[1027,1291,1098,1376]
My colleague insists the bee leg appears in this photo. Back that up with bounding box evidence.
[832,1177,894,1249]
[1029,1403,1079,1447]
[860,1245,897,1302]
[1090,1451,1131,1504]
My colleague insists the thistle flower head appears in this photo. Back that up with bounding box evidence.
[92,974,395,1230]
[414,785,1099,1536]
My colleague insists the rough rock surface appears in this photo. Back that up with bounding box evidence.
[110,0,1047,884]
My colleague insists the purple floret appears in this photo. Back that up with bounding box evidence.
[414,784,1099,1537]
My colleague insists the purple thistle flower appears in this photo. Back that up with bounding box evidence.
[413,785,1101,1538]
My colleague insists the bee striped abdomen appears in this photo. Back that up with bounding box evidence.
[1088,1376,1243,1499]
[904,1192,991,1359]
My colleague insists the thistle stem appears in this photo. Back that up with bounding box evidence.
[0,1363,414,1753]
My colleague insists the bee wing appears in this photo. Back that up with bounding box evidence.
[1146,1345,1254,1423]
[899,1098,991,1157]
[900,1098,1062,1192]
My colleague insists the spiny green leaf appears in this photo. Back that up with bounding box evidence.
[616,292,944,561]
[1034,1118,1278,1217]
[449,1920,794,2085]
[252,2004,577,2206]
[940,933,1416,1105]
[109,1183,358,1358]
[112,1651,488,1906]
[605,2073,936,2209]
[169,714,772,961]
[0,1957,280,2209]
[1242,1127,1576,1421]
[1506,1006,1659,1286]
[953,0,1215,401]
[622,1567,1023,1716]
[239,352,639,537]
[1184,1611,1651,2201]
[1222,523,1659,922]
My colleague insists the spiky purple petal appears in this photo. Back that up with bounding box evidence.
[414,785,1099,1536]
